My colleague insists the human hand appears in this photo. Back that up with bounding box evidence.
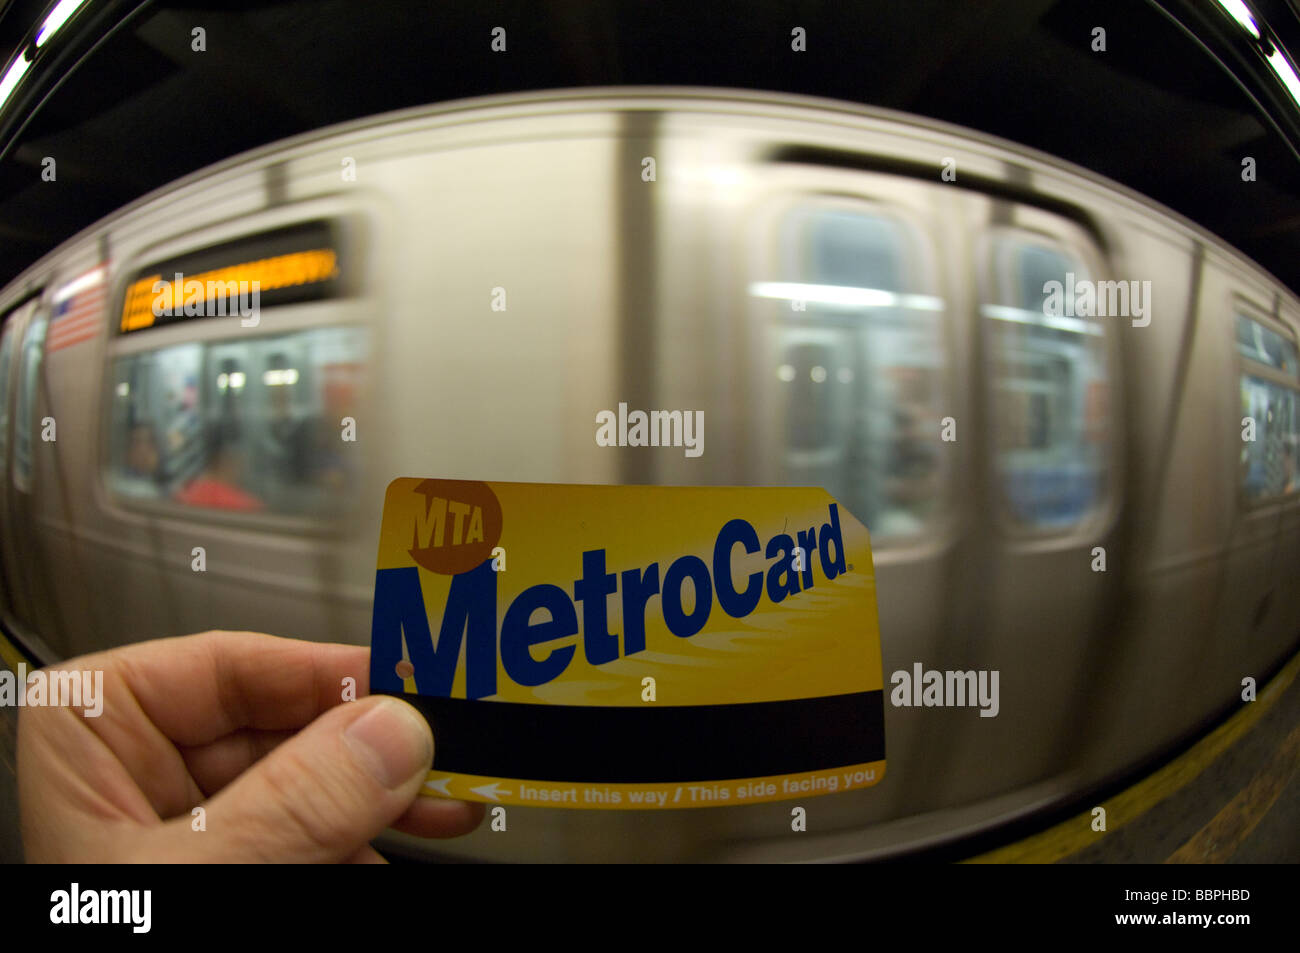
[18,630,482,862]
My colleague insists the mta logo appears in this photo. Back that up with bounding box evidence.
[408,479,502,576]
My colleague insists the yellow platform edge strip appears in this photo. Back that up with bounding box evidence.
[1165,720,1300,863]
[0,627,31,674]
[964,647,1300,864]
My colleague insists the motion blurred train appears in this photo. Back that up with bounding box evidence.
[1,89,1297,862]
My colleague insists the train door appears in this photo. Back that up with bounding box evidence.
[0,297,41,631]
[744,188,964,820]
[1222,302,1299,674]
[943,214,1124,797]
[1270,301,1300,650]
[10,302,56,647]
[750,197,953,538]
[0,301,27,620]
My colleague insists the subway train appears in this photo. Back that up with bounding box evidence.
[1,89,1297,862]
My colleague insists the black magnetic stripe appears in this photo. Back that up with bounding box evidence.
[382,690,885,784]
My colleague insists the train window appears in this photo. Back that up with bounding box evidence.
[1235,313,1300,376]
[13,311,49,492]
[106,326,367,518]
[1236,313,1299,501]
[765,206,947,539]
[981,235,1110,531]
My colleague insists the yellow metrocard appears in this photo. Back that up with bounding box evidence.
[369,479,886,809]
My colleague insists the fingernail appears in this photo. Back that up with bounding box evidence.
[343,697,433,789]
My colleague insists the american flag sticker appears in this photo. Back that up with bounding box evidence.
[48,264,108,352]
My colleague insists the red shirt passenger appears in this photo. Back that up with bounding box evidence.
[174,476,264,512]
[174,417,265,512]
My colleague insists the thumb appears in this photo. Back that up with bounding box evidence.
[190,695,434,862]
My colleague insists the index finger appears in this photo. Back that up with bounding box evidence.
[88,630,371,746]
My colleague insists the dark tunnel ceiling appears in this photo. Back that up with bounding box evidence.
[1,0,1300,295]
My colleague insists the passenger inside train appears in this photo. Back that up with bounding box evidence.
[173,418,263,512]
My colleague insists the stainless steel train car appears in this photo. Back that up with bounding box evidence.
[1,89,1297,862]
